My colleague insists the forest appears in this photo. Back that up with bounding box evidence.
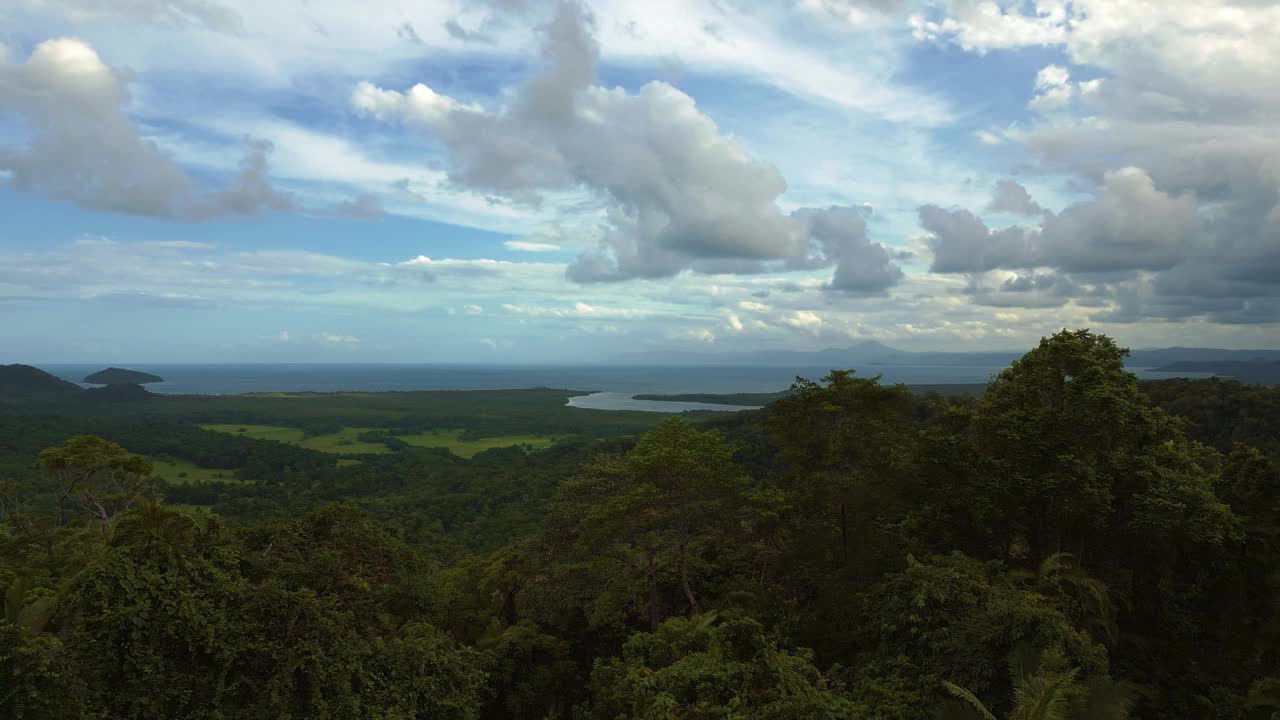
[2,330,1279,719]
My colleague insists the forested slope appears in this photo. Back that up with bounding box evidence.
[2,330,1278,719]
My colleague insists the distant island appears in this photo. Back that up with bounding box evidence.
[83,367,164,385]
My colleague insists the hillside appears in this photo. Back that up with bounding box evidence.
[0,363,83,398]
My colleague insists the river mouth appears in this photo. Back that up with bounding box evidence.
[565,392,760,413]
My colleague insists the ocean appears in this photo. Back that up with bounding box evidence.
[40,363,1204,397]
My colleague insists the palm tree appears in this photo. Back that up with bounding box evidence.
[939,646,1137,720]
[1016,552,1118,645]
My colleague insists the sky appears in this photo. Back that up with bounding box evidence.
[1,0,1278,363]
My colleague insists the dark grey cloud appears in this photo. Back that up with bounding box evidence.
[915,0,1280,328]
[356,1,904,292]
[963,271,1082,309]
[920,206,1034,273]
[923,167,1275,322]
[923,167,1199,275]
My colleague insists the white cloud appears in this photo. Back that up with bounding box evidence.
[319,332,360,343]
[12,0,246,34]
[782,310,824,332]
[974,129,1004,145]
[504,240,561,252]
[501,301,652,319]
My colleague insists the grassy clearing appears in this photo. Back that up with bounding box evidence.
[297,427,392,455]
[201,424,392,455]
[150,456,244,485]
[396,429,562,459]
[336,458,363,467]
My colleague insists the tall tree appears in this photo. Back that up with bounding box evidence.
[36,435,151,531]
[544,417,765,631]
[765,370,916,572]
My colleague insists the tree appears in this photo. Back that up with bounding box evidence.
[973,331,1144,562]
[36,435,152,531]
[765,371,916,572]
[545,417,767,631]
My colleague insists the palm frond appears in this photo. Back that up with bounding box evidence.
[1011,669,1077,720]
[934,698,988,720]
[1008,643,1042,688]
[1079,676,1139,720]
[942,681,999,720]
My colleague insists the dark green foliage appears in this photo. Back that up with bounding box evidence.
[589,613,862,719]
[24,503,485,719]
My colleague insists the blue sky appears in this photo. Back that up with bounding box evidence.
[2,0,1277,362]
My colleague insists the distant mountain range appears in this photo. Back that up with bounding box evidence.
[1149,360,1280,385]
[614,341,1280,372]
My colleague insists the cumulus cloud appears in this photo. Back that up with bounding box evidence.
[353,1,904,291]
[0,38,293,219]
[790,206,903,294]
[924,167,1198,275]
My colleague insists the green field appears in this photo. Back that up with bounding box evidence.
[150,456,244,485]
[202,423,560,459]
[201,424,393,455]
[395,429,562,458]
